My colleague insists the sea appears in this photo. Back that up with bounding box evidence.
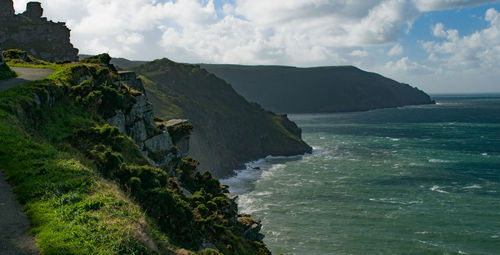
[221,95,500,255]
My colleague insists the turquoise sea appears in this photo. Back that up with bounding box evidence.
[221,96,500,255]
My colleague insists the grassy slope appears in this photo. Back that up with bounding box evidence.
[133,59,312,177]
[0,55,270,255]
[200,64,434,113]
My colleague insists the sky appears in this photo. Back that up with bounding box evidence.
[12,0,500,93]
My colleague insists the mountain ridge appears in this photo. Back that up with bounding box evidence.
[199,64,434,113]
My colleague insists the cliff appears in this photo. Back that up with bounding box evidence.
[200,64,434,113]
[0,1,79,62]
[132,59,312,177]
[0,52,270,254]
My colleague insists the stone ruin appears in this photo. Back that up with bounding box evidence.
[0,0,79,62]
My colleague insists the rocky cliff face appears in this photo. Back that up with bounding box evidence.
[102,69,191,172]
[133,59,312,177]
[0,0,78,62]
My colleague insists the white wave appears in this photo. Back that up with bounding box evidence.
[409,162,425,167]
[429,159,452,163]
[430,185,449,193]
[221,150,315,194]
[463,184,482,189]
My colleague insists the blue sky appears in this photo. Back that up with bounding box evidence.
[12,0,500,93]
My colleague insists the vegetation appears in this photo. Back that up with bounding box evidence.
[3,49,59,69]
[200,64,434,113]
[0,62,17,80]
[168,123,194,143]
[133,58,312,176]
[0,53,271,254]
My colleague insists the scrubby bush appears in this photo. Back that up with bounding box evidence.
[0,63,16,80]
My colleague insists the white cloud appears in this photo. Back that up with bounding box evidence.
[350,50,369,57]
[384,56,433,74]
[9,0,500,92]
[388,43,404,55]
[422,8,500,71]
[413,0,500,12]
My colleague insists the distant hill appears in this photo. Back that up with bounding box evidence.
[132,59,312,177]
[80,54,146,69]
[199,64,434,113]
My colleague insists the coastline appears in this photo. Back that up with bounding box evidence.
[220,149,320,195]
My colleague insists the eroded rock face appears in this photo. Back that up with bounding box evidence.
[0,1,79,62]
[237,216,265,242]
[105,71,192,170]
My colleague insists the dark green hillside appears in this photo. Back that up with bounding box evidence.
[133,59,312,177]
[0,53,271,254]
[200,64,434,113]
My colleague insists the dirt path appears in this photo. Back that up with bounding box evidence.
[0,171,40,255]
[0,67,54,92]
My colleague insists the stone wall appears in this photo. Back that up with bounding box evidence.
[0,1,79,62]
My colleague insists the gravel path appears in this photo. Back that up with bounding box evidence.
[0,67,54,92]
[0,172,40,255]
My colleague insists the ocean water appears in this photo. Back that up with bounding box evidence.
[221,96,500,255]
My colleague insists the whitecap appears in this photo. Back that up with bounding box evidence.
[463,184,482,189]
[415,231,430,235]
[429,159,451,163]
[430,185,449,193]
[409,163,425,167]
[482,153,488,156]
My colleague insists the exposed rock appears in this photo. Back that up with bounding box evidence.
[164,119,191,157]
[130,121,148,149]
[0,1,79,62]
[237,216,265,242]
[118,71,146,94]
[106,110,126,133]
[104,71,193,171]
[144,132,173,155]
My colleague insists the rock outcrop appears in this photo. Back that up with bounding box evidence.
[0,0,78,62]
[105,70,192,171]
